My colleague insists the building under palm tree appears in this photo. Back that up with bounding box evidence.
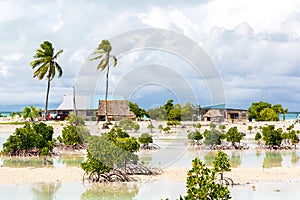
[97,100,136,121]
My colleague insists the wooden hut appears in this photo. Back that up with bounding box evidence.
[97,100,136,121]
[203,109,224,122]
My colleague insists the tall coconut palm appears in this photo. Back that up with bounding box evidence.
[90,40,117,122]
[31,41,63,120]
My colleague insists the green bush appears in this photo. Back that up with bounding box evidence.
[81,128,140,177]
[187,130,203,143]
[2,122,54,156]
[185,157,231,199]
[262,125,283,146]
[138,133,153,145]
[118,119,139,131]
[58,124,90,145]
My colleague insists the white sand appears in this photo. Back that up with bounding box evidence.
[1,165,300,184]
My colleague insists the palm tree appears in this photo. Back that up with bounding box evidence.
[90,40,117,122]
[31,41,63,120]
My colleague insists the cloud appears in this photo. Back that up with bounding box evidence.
[1,0,300,111]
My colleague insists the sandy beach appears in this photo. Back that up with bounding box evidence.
[1,165,300,185]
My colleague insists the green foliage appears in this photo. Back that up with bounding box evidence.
[138,133,153,144]
[162,126,171,133]
[193,123,202,129]
[209,122,217,129]
[203,126,224,146]
[164,99,174,116]
[148,107,167,121]
[81,128,140,172]
[213,151,231,174]
[187,130,203,143]
[158,124,163,131]
[22,106,41,121]
[181,102,196,121]
[248,101,286,121]
[10,112,17,120]
[166,120,180,127]
[59,124,90,145]
[167,105,182,121]
[184,158,231,200]
[67,113,85,126]
[218,124,226,132]
[255,132,262,141]
[147,124,155,132]
[80,150,112,177]
[260,108,279,121]
[225,127,243,146]
[118,119,139,131]
[2,122,54,156]
[262,125,283,146]
[128,101,149,120]
[247,125,253,132]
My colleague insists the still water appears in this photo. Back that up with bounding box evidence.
[1,133,300,199]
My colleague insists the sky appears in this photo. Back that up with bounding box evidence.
[1,0,300,111]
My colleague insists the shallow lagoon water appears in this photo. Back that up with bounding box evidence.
[1,131,300,199]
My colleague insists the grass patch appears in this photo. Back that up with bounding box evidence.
[0,121,26,125]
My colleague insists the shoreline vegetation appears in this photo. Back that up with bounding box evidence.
[1,119,300,186]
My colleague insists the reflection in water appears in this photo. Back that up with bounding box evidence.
[291,151,300,165]
[1,157,51,168]
[204,151,216,166]
[255,150,262,158]
[0,156,85,168]
[54,156,85,167]
[230,152,241,168]
[31,182,61,200]
[263,151,283,168]
[81,183,139,200]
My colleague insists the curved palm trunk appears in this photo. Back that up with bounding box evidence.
[105,62,110,122]
[45,78,51,120]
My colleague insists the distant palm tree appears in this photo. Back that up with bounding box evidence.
[90,40,117,122]
[31,41,63,120]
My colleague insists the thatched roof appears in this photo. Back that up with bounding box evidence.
[204,109,223,118]
[97,100,135,118]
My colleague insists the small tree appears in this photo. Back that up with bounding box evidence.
[162,126,171,134]
[187,130,203,145]
[138,133,153,149]
[193,123,202,129]
[225,127,243,148]
[2,122,54,156]
[247,125,253,134]
[184,157,231,200]
[22,106,42,121]
[203,128,224,147]
[158,124,163,133]
[147,124,155,133]
[213,150,231,184]
[262,125,283,147]
[219,124,226,133]
[255,132,262,145]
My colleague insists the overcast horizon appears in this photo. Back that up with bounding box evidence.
[1,0,300,112]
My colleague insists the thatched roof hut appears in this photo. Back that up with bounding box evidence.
[97,100,136,121]
[203,109,224,122]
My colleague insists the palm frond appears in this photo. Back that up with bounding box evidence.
[49,65,56,81]
[37,63,49,80]
[54,63,63,78]
[89,55,103,61]
[112,55,118,67]
[53,49,63,59]
[97,58,109,71]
